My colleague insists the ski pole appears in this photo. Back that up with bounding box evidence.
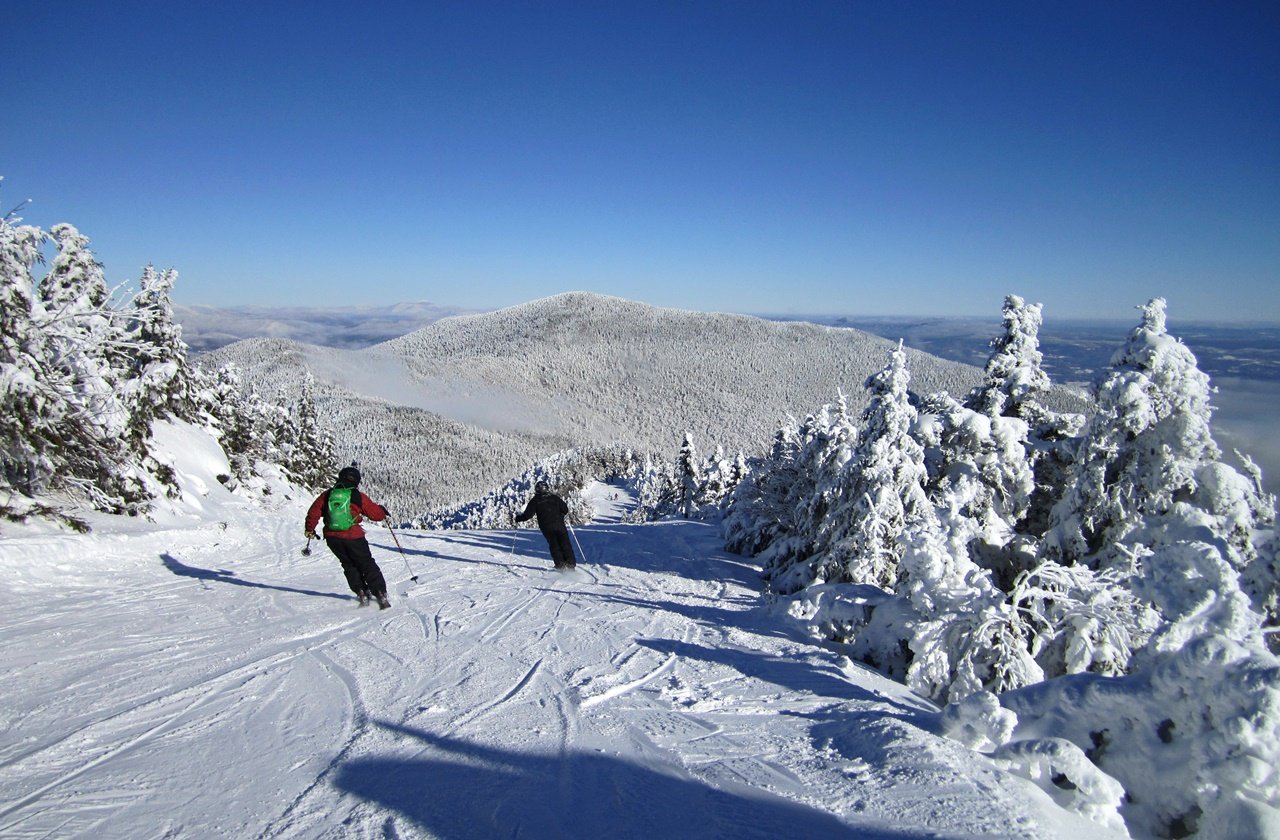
[302,534,314,556]
[569,524,587,566]
[386,522,418,583]
[509,530,517,555]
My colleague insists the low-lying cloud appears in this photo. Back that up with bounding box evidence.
[303,349,563,437]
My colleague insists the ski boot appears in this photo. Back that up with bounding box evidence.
[375,592,391,610]
[357,591,372,608]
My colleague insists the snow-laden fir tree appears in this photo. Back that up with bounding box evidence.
[722,419,806,560]
[810,342,931,591]
[125,264,198,437]
[797,395,858,541]
[963,295,1083,538]
[815,355,1044,702]
[627,452,677,522]
[1038,299,1275,665]
[676,432,701,518]
[768,401,860,590]
[202,364,256,481]
[729,449,748,490]
[730,404,858,594]
[286,372,338,491]
[0,198,339,526]
[1044,299,1224,566]
[698,444,733,509]
[998,300,1280,840]
[1243,531,1280,651]
[964,295,1052,421]
[32,225,147,512]
[896,509,1044,703]
[0,209,53,500]
[917,390,1036,589]
[714,294,1280,836]
[1010,555,1160,678]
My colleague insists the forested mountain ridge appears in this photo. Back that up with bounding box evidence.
[203,292,1087,518]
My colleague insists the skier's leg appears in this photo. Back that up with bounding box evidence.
[350,538,389,598]
[543,530,566,568]
[327,538,368,595]
[555,530,576,568]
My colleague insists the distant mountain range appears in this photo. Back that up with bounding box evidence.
[174,301,479,352]
[202,293,1087,518]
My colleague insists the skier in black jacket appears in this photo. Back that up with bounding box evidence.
[515,481,577,569]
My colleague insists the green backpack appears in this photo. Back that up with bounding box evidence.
[325,486,358,531]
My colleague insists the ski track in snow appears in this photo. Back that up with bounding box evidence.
[0,483,1116,839]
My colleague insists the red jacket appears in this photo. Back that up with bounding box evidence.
[305,488,387,539]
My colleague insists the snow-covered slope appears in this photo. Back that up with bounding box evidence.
[0,485,1112,838]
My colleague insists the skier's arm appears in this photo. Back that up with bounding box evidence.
[514,499,534,522]
[358,492,387,522]
[304,492,326,535]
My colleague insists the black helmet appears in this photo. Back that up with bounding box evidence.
[534,480,549,494]
[337,466,361,487]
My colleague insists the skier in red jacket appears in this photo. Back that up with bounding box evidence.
[305,465,392,608]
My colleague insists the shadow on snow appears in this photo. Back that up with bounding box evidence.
[160,553,348,601]
[333,722,919,840]
[574,520,760,583]
[633,637,933,721]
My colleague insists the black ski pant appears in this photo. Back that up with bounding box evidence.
[326,536,388,596]
[541,527,576,569]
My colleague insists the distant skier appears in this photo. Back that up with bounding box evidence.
[515,481,577,570]
[305,465,393,608]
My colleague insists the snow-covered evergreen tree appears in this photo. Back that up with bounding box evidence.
[722,419,806,561]
[39,224,111,315]
[0,195,347,524]
[1243,530,1280,653]
[676,432,701,518]
[728,449,748,490]
[1038,299,1275,663]
[796,397,857,538]
[200,364,254,481]
[963,295,1083,539]
[1011,556,1160,678]
[125,264,196,436]
[811,342,931,591]
[698,444,731,509]
[965,295,1052,421]
[959,297,1051,450]
[722,403,855,594]
[32,224,147,513]
[627,452,678,522]
[917,390,1036,588]
[1044,299,1222,567]
[0,209,54,501]
[897,513,1043,703]
[285,373,338,491]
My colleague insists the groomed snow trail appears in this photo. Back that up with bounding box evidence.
[0,487,1111,839]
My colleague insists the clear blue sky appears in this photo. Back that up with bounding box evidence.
[5,1,1278,321]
